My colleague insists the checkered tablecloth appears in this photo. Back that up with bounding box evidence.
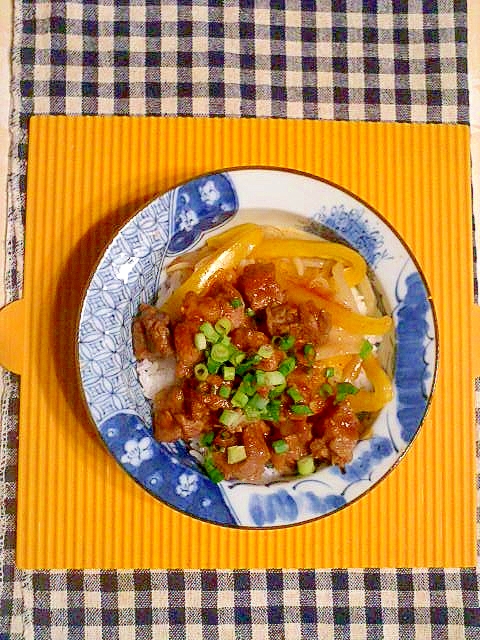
[1,1,478,639]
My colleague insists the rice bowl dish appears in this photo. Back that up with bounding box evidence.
[77,168,437,528]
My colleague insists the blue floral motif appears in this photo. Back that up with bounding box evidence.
[146,470,164,489]
[370,436,394,460]
[312,204,389,266]
[168,174,238,254]
[98,413,236,525]
[395,272,432,441]
[303,491,346,515]
[176,473,199,498]
[342,451,373,481]
[120,436,155,468]
[329,437,394,483]
[249,490,298,527]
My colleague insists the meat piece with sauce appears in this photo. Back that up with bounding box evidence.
[132,304,173,360]
[310,401,361,468]
[173,320,203,377]
[153,385,184,441]
[271,419,312,475]
[212,421,271,482]
[266,300,331,352]
[181,278,248,330]
[238,262,285,311]
[265,302,299,336]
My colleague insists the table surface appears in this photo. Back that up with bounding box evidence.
[0,2,479,638]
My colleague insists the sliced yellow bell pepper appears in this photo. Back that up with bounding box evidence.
[206,223,261,250]
[161,226,264,320]
[348,354,394,413]
[251,238,367,286]
[279,275,393,335]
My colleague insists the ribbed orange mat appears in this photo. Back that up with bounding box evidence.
[5,115,477,569]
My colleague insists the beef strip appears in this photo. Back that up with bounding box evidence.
[238,262,285,311]
[310,400,361,468]
[212,421,271,482]
[132,303,173,360]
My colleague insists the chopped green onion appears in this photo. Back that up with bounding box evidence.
[200,431,215,446]
[194,363,209,381]
[219,409,242,427]
[276,334,295,351]
[258,344,274,359]
[203,456,224,483]
[194,332,207,351]
[206,467,224,483]
[230,298,242,309]
[359,339,373,359]
[264,399,281,422]
[200,322,220,343]
[287,386,304,403]
[246,393,269,411]
[272,439,289,454]
[244,406,261,421]
[304,343,315,359]
[206,357,221,374]
[229,349,246,366]
[231,390,249,408]
[279,356,296,377]
[269,382,287,398]
[297,455,315,476]
[335,382,359,403]
[239,373,256,397]
[227,445,247,464]
[219,385,231,399]
[319,382,334,397]
[218,334,232,347]
[235,355,262,376]
[264,371,286,387]
[235,362,252,377]
[291,404,314,416]
[211,343,231,363]
[222,365,235,381]
[215,318,232,335]
[245,308,255,317]
[324,366,335,379]
[255,370,266,386]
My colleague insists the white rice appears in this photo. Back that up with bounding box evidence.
[136,356,176,400]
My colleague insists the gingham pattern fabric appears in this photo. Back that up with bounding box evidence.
[1,1,478,639]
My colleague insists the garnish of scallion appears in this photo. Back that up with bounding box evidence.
[273,334,295,351]
[227,445,247,464]
[278,357,296,377]
[210,343,231,363]
[200,321,220,343]
[272,439,289,454]
[215,318,232,335]
[304,343,315,359]
[194,363,209,381]
[290,404,313,416]
[194,332,207,351]
[297,456,315,476]
[219,409,242,427]
[263,371,286,387]
[359,339,373,359]
[287,386,304,403]
[257,344,274,359]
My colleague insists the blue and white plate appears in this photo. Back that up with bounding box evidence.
[77,168,437,528]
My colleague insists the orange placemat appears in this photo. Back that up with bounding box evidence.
[2,115,477,569]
